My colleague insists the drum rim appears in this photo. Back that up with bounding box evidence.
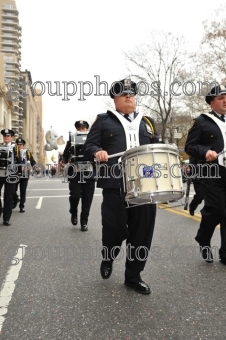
[125,190,184,203]
[121,143,179,160]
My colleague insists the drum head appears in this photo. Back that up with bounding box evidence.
[121,143,179,161]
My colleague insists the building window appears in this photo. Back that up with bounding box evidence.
[4,5,13,9]
[4,56,13,61]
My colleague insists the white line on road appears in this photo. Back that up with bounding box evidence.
[0,244,27,332]
[25,194,103,199]
[27,188,69,191]
[35,197,43,209]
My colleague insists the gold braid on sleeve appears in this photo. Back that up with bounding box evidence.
[27,149,31,160]
[15,145,19,158]
[143,116,154,134]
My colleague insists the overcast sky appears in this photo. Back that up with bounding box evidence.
[15,0,224,150]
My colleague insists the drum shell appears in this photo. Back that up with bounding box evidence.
[69,132,88,163]
[121,143,184,205]
[0,146,13,176]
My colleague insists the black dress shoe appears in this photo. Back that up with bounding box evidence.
[100,261,113,279]
[195,236,213,263]
[71,215,77,226]
[199,246,213,263]
[12,198,20,210]
[125,280,151,295]
[189,204,194,216]
[3,221,11,226]
[20,208,25,213]
[81,223,88,231]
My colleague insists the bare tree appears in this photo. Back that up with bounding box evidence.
[201,4,226,78]
[181,5,226,121]
[124,31,188,142]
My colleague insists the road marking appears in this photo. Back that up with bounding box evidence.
[158,204,201,221]
[0,244,27,332]
[26,194,102,199]
[35,197,43,209]
[27,189,69,191]
[25,194,103,199]
[158,203,220,228]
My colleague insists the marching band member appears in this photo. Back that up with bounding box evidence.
[63,120,95,231]
[12,138,36,212]
[83,79,159,295]
[188,156,204,216]
[185,85,226,264]
[0,129,21,225]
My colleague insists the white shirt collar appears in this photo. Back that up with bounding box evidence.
[119,112,135,121]
[213,110,225,119]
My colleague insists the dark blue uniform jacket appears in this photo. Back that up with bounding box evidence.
[83,110,159,189]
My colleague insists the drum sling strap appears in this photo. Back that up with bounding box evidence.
[110,110,143,150]
[202,113,226,167]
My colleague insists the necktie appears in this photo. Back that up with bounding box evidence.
[124,114,131,122]
[220,115,225,122]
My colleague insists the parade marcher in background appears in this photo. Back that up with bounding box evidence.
[189,156,204,216]
[12,138,36,212]
[0,129,21,225]
[83,79,159,295]
[185,85,226,264]
[63,120,95,231]
[58,153,64,176]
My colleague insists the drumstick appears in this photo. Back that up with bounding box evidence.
[205,150,224,161]
[108,152,125,159]
[217,150,225,157]
[94,151,125,162]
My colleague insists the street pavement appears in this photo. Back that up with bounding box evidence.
[0,176,225,340]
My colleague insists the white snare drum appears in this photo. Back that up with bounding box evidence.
[69,132,88,161]
[121,143,184,205]
[0,145,13,177]
[67,132,92,172]
[20,149,27,161]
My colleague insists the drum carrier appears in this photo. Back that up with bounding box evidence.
[0,144,15,177]
[69,131,92,172]
[18,148,31,177]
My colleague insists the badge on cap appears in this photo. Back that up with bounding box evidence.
[124,79,131,87]
[5,129,8,133]
[80,120,84,124]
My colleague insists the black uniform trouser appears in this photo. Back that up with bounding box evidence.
[190,178,204,211]
[0,177,16,221]
[197,169,226,261]
[14,178,28,208]
[101,188,156,283]
[69,177,95,223]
